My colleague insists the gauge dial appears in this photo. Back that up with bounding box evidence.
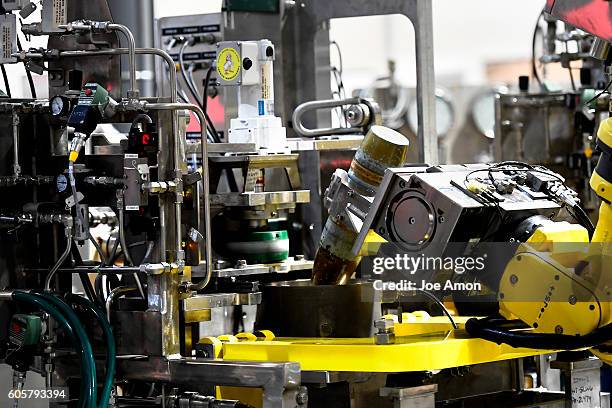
[472,92,496,139]
[50,95,68,117]
[56,174,68,193]
[408,89,455,138]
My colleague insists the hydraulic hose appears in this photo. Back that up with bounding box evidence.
[117,207,145,299]
[466,317,612,350]
[34,292,98,408]
[12,291,94,408]
[66,294,116,408]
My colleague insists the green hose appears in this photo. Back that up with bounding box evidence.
[66,294,116,408]
[34,292,98,408]
[12,291,94,408]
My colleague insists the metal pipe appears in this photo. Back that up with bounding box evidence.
[13,48,177,102]
[0,290,14,300]
[105,286,138,322]
[44,232,73,291]
[292,97,363,137]
[143,102,211,291]
[13,48,179,266]
[107,24,138,98]
[12,112,20,176]
[56,266,142,274]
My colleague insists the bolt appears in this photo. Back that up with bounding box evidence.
[374,318,395,332]
[569,295,577,305]
[296,388,308,405]
[319,323,332,337]
[555,325,563,334]
[408,217,416,225]
[510,275,518,285]
[399,180,406,189]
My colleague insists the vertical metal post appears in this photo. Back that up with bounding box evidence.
[12,111,20,177]
[413,0,438,164]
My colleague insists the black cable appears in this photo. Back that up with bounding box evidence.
[202,66,215,136]
[417,289,458,329]
[466,316,612,350]
[200,65,238,191]
[201,66,224,143]
[565,42,576,92]
[330,40,343,75]
[70,241,102,306]
[464,167,565,187]
[1,64,11,98]
[16,35,36,99]
[584,77,612,107]
[571,204,595,237]
[179,42,202,104]
[531,11,544,88]
[78,272,98,305]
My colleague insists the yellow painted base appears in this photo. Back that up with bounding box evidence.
[220,329,549,373]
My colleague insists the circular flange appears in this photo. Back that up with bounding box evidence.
[385,190,436,250]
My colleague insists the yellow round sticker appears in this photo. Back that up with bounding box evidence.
[217,47,241,82]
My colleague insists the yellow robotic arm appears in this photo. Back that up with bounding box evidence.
[468,117,612,361]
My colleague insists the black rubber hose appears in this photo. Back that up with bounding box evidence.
[466,317,612,350]
[1,64,11,97]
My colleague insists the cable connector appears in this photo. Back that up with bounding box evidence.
[68,133,86,162]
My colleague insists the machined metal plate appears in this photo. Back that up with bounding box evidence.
[212,257,314,278]
[287,136,364,151]
[182,292,262,311]
[209,153,299,166]
[185,137,363,155]
[185,141,258,155]
[210,190,310,207]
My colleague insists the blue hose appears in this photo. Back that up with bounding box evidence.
[34,292,98,408]
[66,294,116,408]
[12,291,94,408]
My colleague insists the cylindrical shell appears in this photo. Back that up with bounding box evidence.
[348,125,409,196]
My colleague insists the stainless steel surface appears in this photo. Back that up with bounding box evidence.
[551,357,603,408]
[116,357,302,408]
[144,102,212,291]
[256,280,381,337]
[182,292,262,311]
[210,190,310,207]
[287,135,364,151]
[209,257,314,278]
[380,385,437,408]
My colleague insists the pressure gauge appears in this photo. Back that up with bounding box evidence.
[55,174,68,193]
[56,174,68,193]
[407,89,455,138]
[50,95,69,117]
[471,91,497,139]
